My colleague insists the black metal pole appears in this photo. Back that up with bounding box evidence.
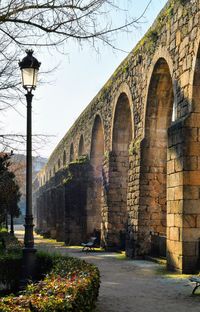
[23,90,36,280]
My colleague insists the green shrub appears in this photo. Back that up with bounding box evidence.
[0,252,22,292]
[0,228,8,233]
[35,251,60,280]
[0,231,22,253]
[0,253,100,311]
[0,232,23,292]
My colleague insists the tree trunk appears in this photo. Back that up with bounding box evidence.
[10,214,14,235]
[5,214,8,230]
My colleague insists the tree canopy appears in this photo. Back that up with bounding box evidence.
[0,0,150,107]
[0,153,21,229]
[0,0,151,151]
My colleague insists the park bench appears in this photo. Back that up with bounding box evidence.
[81,237,97,252]
[189,276,200,294]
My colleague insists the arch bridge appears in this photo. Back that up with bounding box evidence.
[34,0,200,273]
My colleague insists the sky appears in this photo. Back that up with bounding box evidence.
[2,0,168,159]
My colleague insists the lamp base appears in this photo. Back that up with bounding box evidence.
[21,247,37,284]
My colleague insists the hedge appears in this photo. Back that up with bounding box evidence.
[0,252,100,311]
[0,232,22,292]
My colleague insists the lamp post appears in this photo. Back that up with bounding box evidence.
[19,50,41,278]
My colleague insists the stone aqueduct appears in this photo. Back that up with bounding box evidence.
[33,0,200,273]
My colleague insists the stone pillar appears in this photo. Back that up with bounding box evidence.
[56,185,65,241]
[131,138,163,257]
[167,120,184,272]
[63,162,88,245]
[103,151,130,250]
[86,167,103,236]
[126,139,142,257]
[101,154,110,248]
[167,114,200,273]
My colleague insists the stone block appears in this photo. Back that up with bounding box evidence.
[184,113,200,127]
[174,186,183,200]
[167,200,183,214]
[185,142,200,156]
[180,70,190,87]
[174,157,183,172]
[167,172,183,187]
[173,240,182,255]
[183,215,196,228]
[167,160,175,174]
[176,30,181,46]
[167,250,182,272]
[183,171,200,185]
[183,199,200,214]
[169,227,180,241]
[167,213,174,227]
[174,214,182,227]
[167,188,175,201]
[183,156,198,170]
[184,185,199,199]
[166,238,174,252]
[181,228,200,241]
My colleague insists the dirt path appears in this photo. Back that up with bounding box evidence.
[16,230,200,312]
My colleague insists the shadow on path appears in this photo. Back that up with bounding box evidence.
[16,229,200,312]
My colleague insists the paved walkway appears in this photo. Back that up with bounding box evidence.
[16,230,200,312]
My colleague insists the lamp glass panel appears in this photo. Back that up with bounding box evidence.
[21,68,35,88]
[33,69,39,87]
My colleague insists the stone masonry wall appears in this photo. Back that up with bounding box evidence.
[33,0,200,273]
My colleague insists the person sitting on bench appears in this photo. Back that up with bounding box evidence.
[81,236,97,251]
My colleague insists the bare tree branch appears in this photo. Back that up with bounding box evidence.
[0,0,152,151]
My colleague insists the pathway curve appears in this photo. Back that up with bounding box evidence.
[16,230,200,312]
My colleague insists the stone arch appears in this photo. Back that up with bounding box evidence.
[140,57,174,257]
[87,114,105,237]
[109,91,133,248]
[90,114,104,173]
[78,134,85,156]
[69,143,74,162]
[111,82,134,145]
[143,47,176,136]
[63,150,66,166]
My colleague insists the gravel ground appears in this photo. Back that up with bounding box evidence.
[16,229,200,312]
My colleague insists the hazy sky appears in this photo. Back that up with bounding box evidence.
[2,0,168,158]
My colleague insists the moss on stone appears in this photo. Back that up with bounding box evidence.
[63,172,73,185]
[69,154,89,165]
[129,139,141,156]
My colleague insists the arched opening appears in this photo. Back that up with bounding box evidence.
[58,158,61,170]
[78,135,85,156]
[91,116,104,177]
[70,143,74,162]
[87,115,104,239]
[110,92,132,248]
[63,150,66,166]
[141,57,174,257]
[193,45,200,112]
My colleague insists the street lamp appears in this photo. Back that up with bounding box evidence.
[19,50,41,278]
